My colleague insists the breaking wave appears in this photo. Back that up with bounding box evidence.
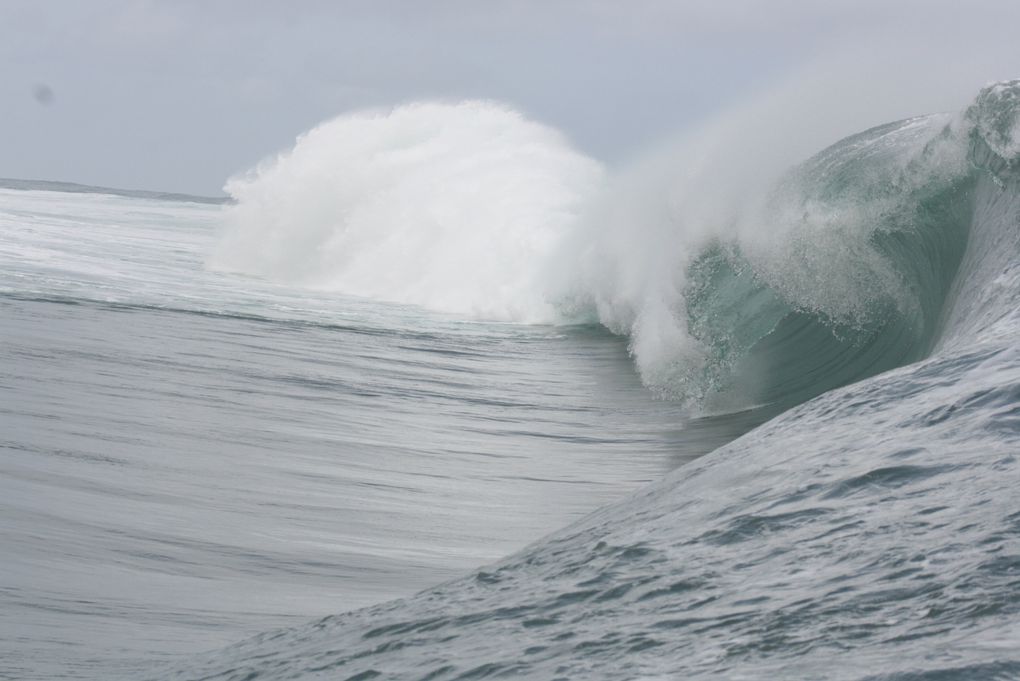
[212,82,1020,412]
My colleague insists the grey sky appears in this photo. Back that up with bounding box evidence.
[3,0,1020,195]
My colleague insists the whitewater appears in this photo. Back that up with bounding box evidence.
[1,80,1019,679]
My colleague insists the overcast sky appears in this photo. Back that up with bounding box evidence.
[3,0,1020,195]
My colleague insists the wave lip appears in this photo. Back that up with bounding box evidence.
[967,79,1020,165]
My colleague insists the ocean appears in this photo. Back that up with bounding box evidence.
[2,81,1019,680]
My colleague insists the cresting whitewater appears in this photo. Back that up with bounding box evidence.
[1,81,1018,680]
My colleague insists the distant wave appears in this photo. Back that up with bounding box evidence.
[0,177,230,205]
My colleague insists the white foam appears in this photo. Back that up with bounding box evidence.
[211,100,604,323]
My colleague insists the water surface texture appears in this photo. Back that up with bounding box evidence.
[3,82,1020,680]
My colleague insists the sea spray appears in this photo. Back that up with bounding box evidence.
[211,100,603,323]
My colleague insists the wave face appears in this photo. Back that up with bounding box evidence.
[159,82,1020,679]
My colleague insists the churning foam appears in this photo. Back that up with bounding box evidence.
[211,98,749,398]
[210,97,788,398]
[211,100,603,323]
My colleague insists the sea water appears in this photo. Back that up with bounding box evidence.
[2,81,1019,680]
